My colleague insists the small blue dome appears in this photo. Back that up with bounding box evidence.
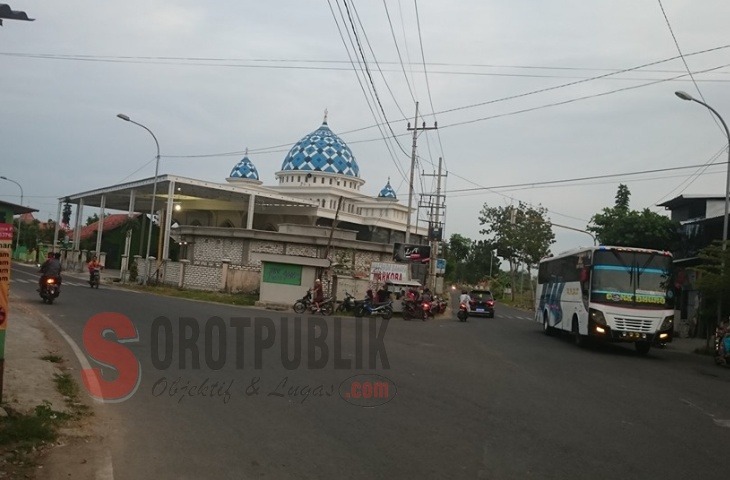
[378,179,397,199]
[230,154,259,180]
[281,121,359,177]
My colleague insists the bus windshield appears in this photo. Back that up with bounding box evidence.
[590,250,674,309]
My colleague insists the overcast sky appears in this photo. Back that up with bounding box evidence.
[2,1,730,257]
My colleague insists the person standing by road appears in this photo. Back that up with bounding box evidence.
[312,278,324,312]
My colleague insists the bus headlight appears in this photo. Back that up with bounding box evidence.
[589,309,607,326]
[660,315,674,331]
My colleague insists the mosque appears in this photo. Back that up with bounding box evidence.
[224,114,415,244]
[56,114,428,294]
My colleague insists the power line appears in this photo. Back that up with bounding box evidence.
[160,46,730,160]
[350,1,409,121]
[327,0,410,184]
[439,63,730,131]
[3,51,729,80]
[413,0,447,175]
[383,0,416,103]
[446,160,729,194]
[650,145,727,207]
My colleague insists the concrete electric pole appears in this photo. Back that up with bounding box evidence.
[405,102,437,244]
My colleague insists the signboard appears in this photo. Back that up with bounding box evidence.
[435,258,446,274]
[262,262,302,286]
[370,262,409,283]
[428,223,443,241]
[393,243,431,263]
[0,223,12,362]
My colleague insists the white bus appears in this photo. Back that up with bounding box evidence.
[535,245,675,355]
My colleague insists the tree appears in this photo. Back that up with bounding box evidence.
[479,202,554,300]
[448,233,471,264]
[587,184,679,250]
[443,234,500,284]
[516,204,555,303]
[62,198,72,227]
[694,241,730,344]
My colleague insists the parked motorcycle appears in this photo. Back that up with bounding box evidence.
[355,300,393,320]
[457,302,469,322]
[402,300,432,321]
[39,276,61,304]
[336,291,363,313]
[293,290,312,314]
[430,297,448,316]
[89,268,101,289]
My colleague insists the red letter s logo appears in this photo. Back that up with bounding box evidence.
[81,312,140,402]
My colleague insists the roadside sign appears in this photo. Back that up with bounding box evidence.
[0,223,12,401]
[393,243,431,263]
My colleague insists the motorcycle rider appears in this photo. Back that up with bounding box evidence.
[376,285,389,304]
[87,255,103,284]
[421,288,432,303]
[312,278,324,313]
[365,288,375,304]
[39,252,62,291]
[459,290,472,311]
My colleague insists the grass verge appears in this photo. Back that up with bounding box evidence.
[122,283,258,306]
[40,354,63,364]
[0,362,91,476]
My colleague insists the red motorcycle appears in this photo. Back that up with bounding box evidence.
[420,300,433,321]
[457,302,469,322]
[402,299,433,321]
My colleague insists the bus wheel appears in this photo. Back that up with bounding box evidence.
[572,317,586,347]
[543,313,554,336]
[635,342,651,355]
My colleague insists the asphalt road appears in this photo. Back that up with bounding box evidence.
[10,263,730,480]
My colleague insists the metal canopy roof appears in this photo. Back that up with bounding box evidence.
[0,200,38,215]
[59,174,318,213]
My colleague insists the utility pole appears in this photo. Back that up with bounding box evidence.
[421,157,447,293]
[405,102,437,244]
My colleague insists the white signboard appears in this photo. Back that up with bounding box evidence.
[370,262,409,283]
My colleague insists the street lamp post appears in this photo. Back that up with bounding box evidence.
[1,176,23,258]
[675,91,730,325]
[116,113,160,285]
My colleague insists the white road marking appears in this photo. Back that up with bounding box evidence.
[18,304,116,480]
[681,398,730,428]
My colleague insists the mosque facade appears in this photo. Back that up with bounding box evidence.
[221,117,418,245]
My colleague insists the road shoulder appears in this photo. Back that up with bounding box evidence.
[3,295,112,480]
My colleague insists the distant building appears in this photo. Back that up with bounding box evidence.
[657,194,728,328]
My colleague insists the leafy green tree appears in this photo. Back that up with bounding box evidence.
[463,239,500,285]
[443,234,500,284]
[587,184,679,250]
[479,202,554,300]
[448,234,471,263]
[516,204,555,303]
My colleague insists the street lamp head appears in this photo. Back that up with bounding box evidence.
[0,176,7,180]
[116,113,131,121]
[675,91,695,102]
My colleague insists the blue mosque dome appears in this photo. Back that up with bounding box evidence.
[229,151,260,181]
[280,116,359,177]
[378,178,397,200]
